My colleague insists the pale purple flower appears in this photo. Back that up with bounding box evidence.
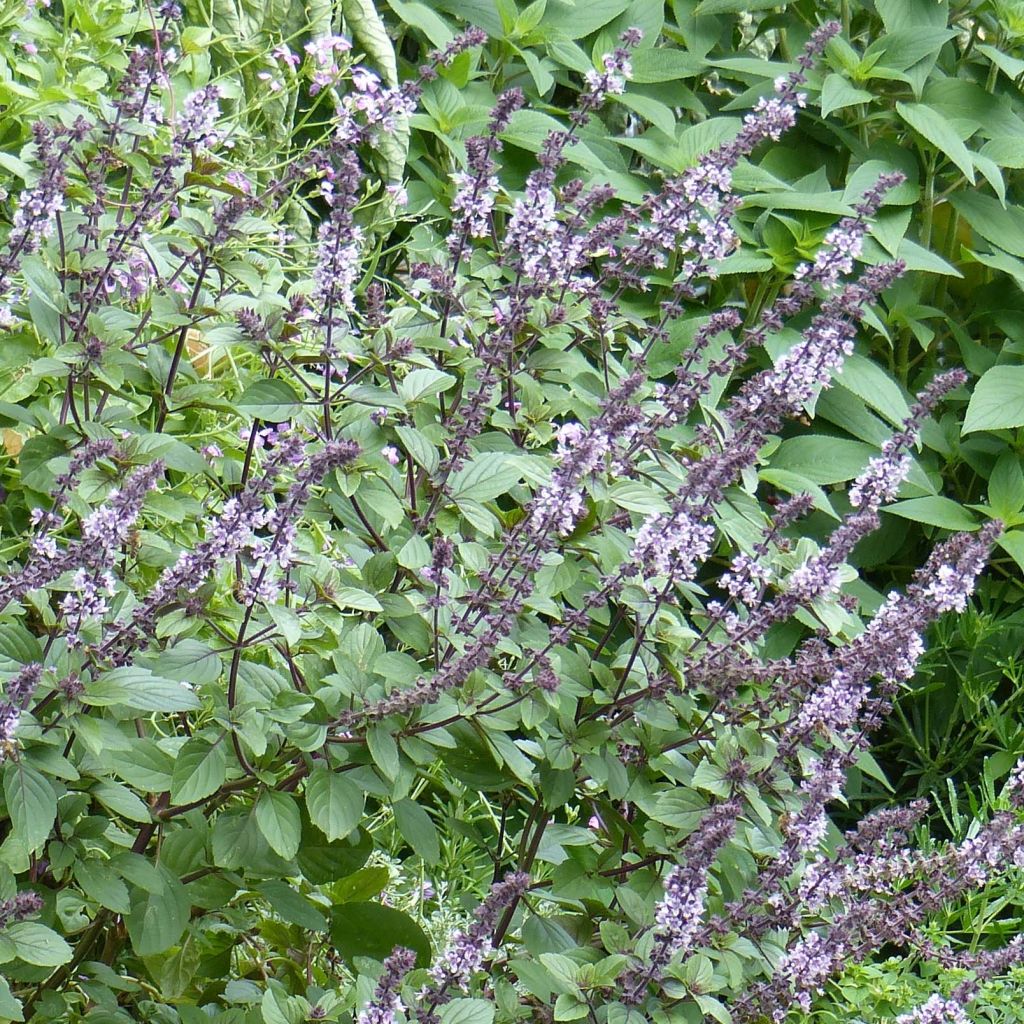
[427,873,530,994]
[897,995,971,1024]
[0,892,44,929]
[177,85,222,149]
[632,509,715,589]
[357,947,415,1024]
[451,171,498,238]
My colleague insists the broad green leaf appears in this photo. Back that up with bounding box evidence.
[963,366,1024,434]
[329,902,431,967]
[395,425,439,474]
[980,137,1024,169]
[109,740,176,792]
[170,736,229,804]
[771,437,878,485]
[83,667,200,713]
[627,47,703,82]
[398,369,456,402]
[0,977,22,1021]
[366,724,401,780]
[148,640,222,685]
[998,531,1024,573]
[539,0,629,38]
[212,807,296,874]
[439,1001,495,1024]
[450,453,519,502]
[895,102,974,183]
[988,454,1024,518]
[820,74,872,118]
[978,44,1024,83]
[0,623,42,671]
[884,497,978,531]
[695,0,777,12]
[256,880,328,932]
[236,379,302,421]
[255,790,302,860]
[875,0,948,31]
[838,354,910,426]
[305,766,364,842]
[3,762,56,852]
[331,865,390,903]
[950,193,1024,258]
[333,587,384,612]
[6,923,72,967]
[159,937,201,1000]
[297,817,373,884]
[126,867,190,955]
[92,781,152,823]
[384,0,453,46]
[608,482,669,514]
[76,859,131,913]
[392,798,440,864]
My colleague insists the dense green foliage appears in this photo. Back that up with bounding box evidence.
[2,1,1024,1023]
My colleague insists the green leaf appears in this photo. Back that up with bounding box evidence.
[170,736,229,804]
[694,0,776,12]
[92,781,152,823]
[158,934,201,1000]
[236,379,302,421]
[395,425,439,475]
[0,623,42,671]
[627,47,703,82]
[76,860,131,913]
[343,0,407,183]
[895,102,975,183]
[148,640,222,685]
[980,137,1024,169]
[988,454,1024,518]
[963,365,1024,434]
[331,865,390,903]
[876,0,948,31]
[950,192,1024,258]
[608,482,669,514]
[820,74,872,117]
[6,923,72,967]
[998,531,1024,573]
[450,453,519,502]
[255,790,302,860]
[539,0,629,39]
[334,587,384,612]
[256,880,328,932]
[384,0,453,46]
[366,723,401,780]
[771,437,878,485]
[0,977,23,1021]
[297,818,373,884]
[439,1001,495,1024]
[884,497,978,531]
[329,902,431,967]
[109,740,175,792]
[83,667,200,712]
[126,867,190,956]
[392,798,440,864]
[838,354,911,426]
[3,762,56,852]
[212,807,296,875]
[305,766,364,842]
[398,369,456,402]
[978,44,1024,83]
